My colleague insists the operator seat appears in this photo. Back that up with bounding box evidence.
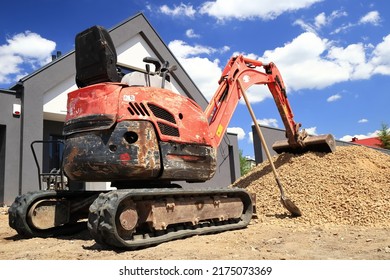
[75,25,121,88]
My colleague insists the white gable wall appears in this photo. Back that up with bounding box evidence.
[43,75,77,122]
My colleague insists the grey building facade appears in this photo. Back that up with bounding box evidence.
[0,13,240,206]
[0,89,22,205]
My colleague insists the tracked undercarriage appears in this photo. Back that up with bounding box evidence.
[9,187,253,249]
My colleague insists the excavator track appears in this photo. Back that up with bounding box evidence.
[8,190,98,238]
[88,188,253,249]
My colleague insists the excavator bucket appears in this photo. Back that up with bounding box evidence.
[272,134,336,154]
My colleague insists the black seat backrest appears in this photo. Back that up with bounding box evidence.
[75,25,120,87]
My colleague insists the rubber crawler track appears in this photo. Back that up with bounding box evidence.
[88,188,253,249]
[8,190,98,238]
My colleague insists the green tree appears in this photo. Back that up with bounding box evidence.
[239,149,251,176]
[377,123,390,149]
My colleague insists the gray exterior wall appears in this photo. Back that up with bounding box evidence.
[0,90,22,205]
[11,56,76,200]
[252,125,284,164]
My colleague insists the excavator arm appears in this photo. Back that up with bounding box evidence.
[205,55,336,153]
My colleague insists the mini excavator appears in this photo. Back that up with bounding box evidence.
[8,26,336,249]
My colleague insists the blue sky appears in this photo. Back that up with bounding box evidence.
[1,0,389,158]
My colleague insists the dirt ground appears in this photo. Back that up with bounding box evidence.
[1,146,389,260]
[1,206,389,260]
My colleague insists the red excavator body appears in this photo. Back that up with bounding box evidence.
[63,83,217,183]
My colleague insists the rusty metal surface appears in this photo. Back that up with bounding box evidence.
[63,120,161,181]
[117,199,138,239]
[63,114,117,136]
[27,199,70,230]
[9,190,99,238]
[63,120,217,182]
[159,142,217,182]
[141,196,244,230]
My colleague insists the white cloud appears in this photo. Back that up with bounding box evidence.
[0,31,56,84]
[293,19,317,34]
[238,84,272,105]
[256,118,279,128]
[358,118,368,123]
[259,32,353,90]
[371,34,390,75]
[168,40,222,100]
[159,3,196,18]
[257,31,390,91]
[221,46,230,53]
[227,127,246,140]
[199,0,323,21]
[305,127,317,135]
[327,94,341,102]
[294,9,347,33]
[332,10,381,34]
[339,131,378,142]
[331,23,354,34]
[330,9,348,20]
[185,29,200,38]
[180,56,222,100]
[169,27,390,104]
[248,131,253,143]
[168,40,232,100]
[314,12,326,28]
[359,11,380,25]
[168,40,216,59]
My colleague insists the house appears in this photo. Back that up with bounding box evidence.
[0,13,240,206]
[351,137,383,148]
[245,156,256,169]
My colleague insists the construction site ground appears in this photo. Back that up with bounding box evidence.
[0,209,390,260]
[0,145,389,260]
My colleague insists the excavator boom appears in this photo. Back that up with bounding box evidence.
[205,55,336,153]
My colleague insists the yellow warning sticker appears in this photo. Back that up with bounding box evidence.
[216,124,224,137]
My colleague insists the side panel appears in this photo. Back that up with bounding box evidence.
[159,142,216,182]
[117,86,212,145]
[63,121,161,181]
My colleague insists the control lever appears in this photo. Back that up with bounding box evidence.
[145,64,151,87]
[143,57,161,73]
[161,61,169,89]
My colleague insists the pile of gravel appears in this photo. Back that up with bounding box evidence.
[232,145,390,227]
